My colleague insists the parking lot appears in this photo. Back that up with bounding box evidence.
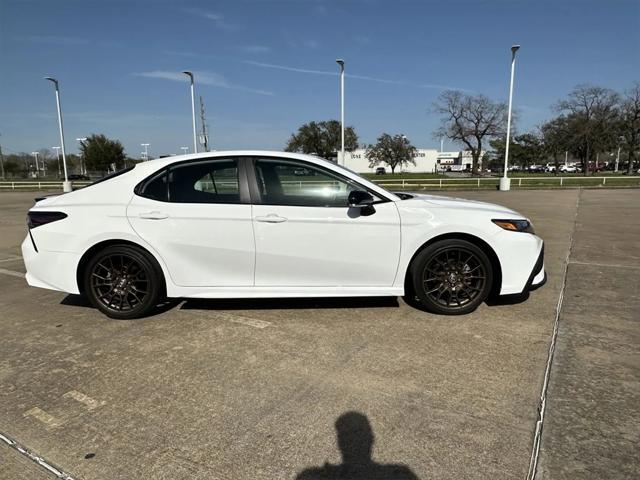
[0,189,638,479]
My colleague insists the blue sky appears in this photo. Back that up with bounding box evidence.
[1,0,639,158]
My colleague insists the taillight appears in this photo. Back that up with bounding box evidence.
[27,211,68,229]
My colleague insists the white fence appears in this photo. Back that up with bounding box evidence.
[0,181,92,190]
[374,176,640,189]
[0,176,638,191]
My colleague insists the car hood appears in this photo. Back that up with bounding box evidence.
[405,193,523,217]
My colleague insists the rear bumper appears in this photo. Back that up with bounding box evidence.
[21,234,81,294]
[523,243,546,293]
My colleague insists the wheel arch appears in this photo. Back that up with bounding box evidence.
[76,239,167,295]
[403,232,503,299]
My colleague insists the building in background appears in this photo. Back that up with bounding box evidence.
[436,151,484,172]
[343,149,439,173]
[342,149,484,173]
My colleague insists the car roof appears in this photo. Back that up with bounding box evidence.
[132,150,400,202]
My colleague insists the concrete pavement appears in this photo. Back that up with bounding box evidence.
[0,189,637,479]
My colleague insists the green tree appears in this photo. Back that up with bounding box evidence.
[540,116,571,174]
[3,160,21,176]
[80,134,126,172]
[366,133,417,174]
[556,85,620,175]
[285,120,358,159]
[489,133,544,171]
[433,91,508,175]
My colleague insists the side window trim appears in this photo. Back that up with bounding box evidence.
[135,156,251,204]
[246,156,390,207]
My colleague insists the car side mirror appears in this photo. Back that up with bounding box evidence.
[348,190,376,216]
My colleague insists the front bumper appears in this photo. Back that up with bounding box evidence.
[523,243,546,293]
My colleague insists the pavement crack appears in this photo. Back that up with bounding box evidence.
[0,431,76,479]
[526,189,582,480]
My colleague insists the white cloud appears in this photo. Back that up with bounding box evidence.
[182,7,237,29]
[134,70,273,96]
[242,60,335,76]
[243,61,470,91]
[24,35,89,46]
[239,45,271,54]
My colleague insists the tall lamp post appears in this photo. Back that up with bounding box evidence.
[44,77,71,192]
[500,45,520,192]
[336,59,345,165]
[52,146,61,177]
[182,71,198,154]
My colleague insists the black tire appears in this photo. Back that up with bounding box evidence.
[410,239,493,315]
[83,244,165,319]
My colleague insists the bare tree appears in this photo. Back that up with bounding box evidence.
[556,85,620,175]
[620,82,640,174]
[433,91,508,175]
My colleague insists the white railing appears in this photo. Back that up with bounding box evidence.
[0,176,637,191]
[0,181,92,190]
[373,176,640,189]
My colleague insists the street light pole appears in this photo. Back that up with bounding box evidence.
[52,146,61,177]
[44,77,71,191]
[336,59,345,165]
[182,71,198,154]
[500,45,520,192]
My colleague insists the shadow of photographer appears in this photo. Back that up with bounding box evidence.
[295,411,420,480]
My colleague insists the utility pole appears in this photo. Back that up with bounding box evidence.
[199,96,210,152]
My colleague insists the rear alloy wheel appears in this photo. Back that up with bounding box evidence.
[411,239,493,315]
[84,245,164,319]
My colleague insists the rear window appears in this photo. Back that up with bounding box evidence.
[83,166,135,189]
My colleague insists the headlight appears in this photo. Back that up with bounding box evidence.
[492,219,535,234]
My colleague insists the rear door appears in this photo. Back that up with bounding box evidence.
[127,157,255,287]
[248,156,401,287]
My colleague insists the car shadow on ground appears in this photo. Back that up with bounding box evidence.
[180,296,400,311]
[60,294,182,318]
[295,411,420,480]
[59,295,399,317]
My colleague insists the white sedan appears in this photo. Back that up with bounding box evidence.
[23,151,545,319]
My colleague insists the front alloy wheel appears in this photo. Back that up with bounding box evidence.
[411,239,493,315]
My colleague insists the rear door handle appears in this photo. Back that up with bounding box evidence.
[255,214,287,223]
[139,211,169,220]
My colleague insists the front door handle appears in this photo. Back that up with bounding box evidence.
[139,211,169,220]
[255,214,287,223]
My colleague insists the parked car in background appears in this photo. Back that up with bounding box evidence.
[527,165,545,173]
[559,164,578,173]
[67,174,91,181]
[375,167,387,175]
[23,151,545,319]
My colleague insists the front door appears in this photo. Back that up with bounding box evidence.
[249,157,401,287]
